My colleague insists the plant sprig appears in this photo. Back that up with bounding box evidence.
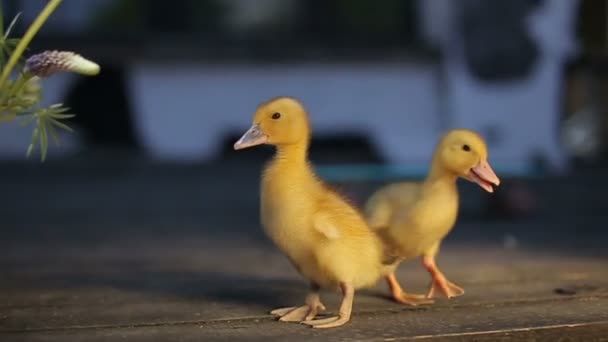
[0,0,64,89]
[21,104,74,162]
[0,0,100,161]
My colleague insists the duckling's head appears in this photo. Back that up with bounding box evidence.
[433,129,500,192]
[234,96,311,150]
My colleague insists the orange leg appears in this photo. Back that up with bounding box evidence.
[423,255,464,299]
[386,272,434,305]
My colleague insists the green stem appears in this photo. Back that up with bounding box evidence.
[0,0,63,90]
[4,71,32,102]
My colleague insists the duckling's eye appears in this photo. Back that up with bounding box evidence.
[271,112,281,120]
[462,144,471,152]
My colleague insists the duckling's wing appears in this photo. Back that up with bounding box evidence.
[313,190,369,240]
[313,212,341,240]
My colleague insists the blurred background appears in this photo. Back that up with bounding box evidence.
[1,0,607,251]
[2,2,608,338]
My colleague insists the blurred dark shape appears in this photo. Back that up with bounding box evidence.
[90,1,145,33]
[144,1,228,34]
[307,135,384,164]
[300,0,418,46]
[64,63,138,149]
[554,284,599,296]
[486,180,538,219]
[218,133,384,164]
[576,0,607,55]
[44,0,425,60]
[564,0,608,165]
[457,0,543,82]
[91,0,228,35]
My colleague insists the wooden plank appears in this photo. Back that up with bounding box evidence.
[2,297,607,341]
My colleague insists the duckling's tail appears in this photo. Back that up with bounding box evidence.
[364,195,393,230]
[373,226,401,266]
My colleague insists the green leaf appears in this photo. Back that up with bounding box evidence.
[19,114,36,127]
[39,120,48,161]
[52,107,72,113]
[1,39,23,62]
[2,44,12,56]
[47,122,60,145]
[49,113,75,119]
[26,124,40,159]
[4,13,22,39]
[2,38,20,57]
[48,118,74,132]
[26,142,34,158]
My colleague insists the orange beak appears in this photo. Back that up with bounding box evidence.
[466,159,500,193]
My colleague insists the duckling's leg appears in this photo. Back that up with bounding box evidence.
[386,272,434,305]
[423,254,464,299]
[301,282,354,329]
[270,283,326,322]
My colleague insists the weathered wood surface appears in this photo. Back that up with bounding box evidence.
[1,161,607,341]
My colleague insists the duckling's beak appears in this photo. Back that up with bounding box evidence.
[467,160,500,193]
[234,124,268,150]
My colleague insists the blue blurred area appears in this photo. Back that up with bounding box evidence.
[0,0,606,223]
[0,0,592,174]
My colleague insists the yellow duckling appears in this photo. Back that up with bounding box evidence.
[365,129,500,304]
[234,96,389,329]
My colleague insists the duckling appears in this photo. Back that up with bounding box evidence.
[234,96,389,329]
[365,129,500,304]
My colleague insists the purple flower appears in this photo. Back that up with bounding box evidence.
[25,50,100,77]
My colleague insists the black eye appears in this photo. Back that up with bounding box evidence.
[271,112,281,120]
[462,144,471,152]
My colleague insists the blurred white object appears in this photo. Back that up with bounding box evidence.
[420,0,580,173]
[223,0,298,33]
[127,63,442,163]
[561,107,601,159]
